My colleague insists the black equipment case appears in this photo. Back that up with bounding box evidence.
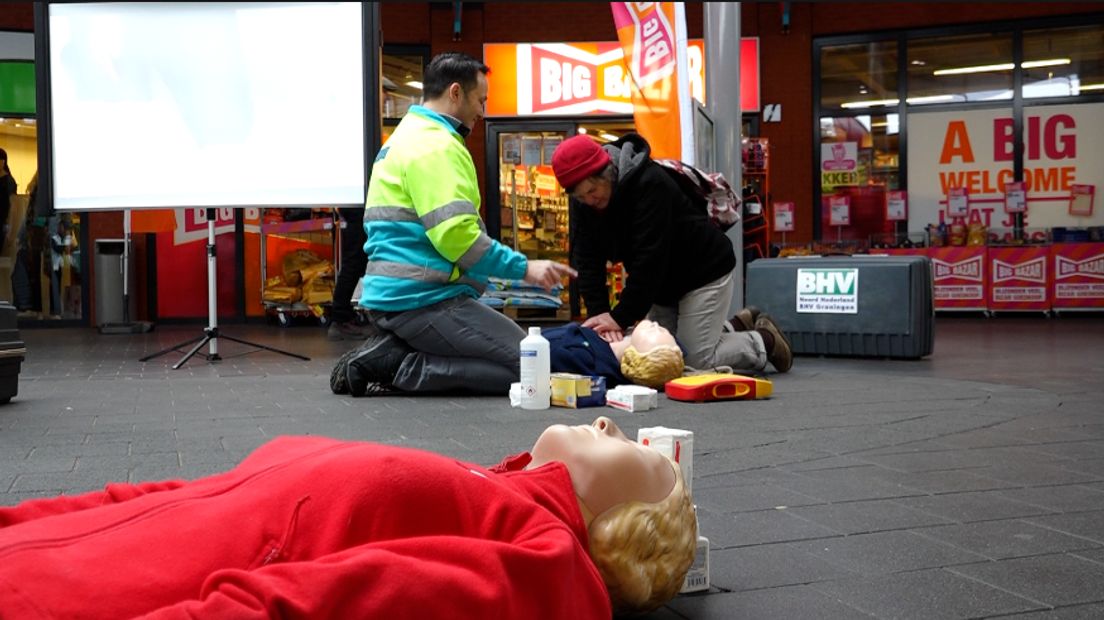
[0,301,26,403]
[745,255,934,359]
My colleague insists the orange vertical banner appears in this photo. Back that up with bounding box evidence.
[610,2,693,162]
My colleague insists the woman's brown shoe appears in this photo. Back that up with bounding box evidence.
[754,313,793,372]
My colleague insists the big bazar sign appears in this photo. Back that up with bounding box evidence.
[484,38,759,117]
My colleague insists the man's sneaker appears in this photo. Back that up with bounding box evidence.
[729,305,762,331]
[327,320,378,342]
[346,332,411,397]
[754,313,793,373]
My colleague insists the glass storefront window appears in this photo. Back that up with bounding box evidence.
[820,41,898,111]
[1023,24,1104,98]
[1,116,83,321]
[819,114,900,243]
[908,32,1013,105]
[382,54,424,120]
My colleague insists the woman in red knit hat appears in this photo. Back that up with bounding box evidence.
[551,133,793,375]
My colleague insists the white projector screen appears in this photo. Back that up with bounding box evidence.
[45,2,366,210]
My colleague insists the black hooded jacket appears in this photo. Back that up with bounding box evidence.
[569,133,737,329]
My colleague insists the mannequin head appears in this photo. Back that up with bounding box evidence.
[617,320,684,388]
[528,417,696,614]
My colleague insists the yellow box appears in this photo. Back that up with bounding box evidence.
[550,373,606,408]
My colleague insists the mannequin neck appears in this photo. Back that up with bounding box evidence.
[609,339,630,361]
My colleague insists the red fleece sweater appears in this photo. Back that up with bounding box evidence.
[0,436,611,619]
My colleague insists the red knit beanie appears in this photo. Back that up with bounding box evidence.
[551,135,612,191]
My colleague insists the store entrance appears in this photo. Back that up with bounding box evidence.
[484,118,634,317]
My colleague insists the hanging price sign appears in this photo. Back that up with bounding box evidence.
[947,187,969,218]
[829,195,850,226]
[1004,181,1026,214]
[886,190,907,221]
[773,202,795,232]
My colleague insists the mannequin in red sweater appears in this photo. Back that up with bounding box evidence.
[0,417,695,618]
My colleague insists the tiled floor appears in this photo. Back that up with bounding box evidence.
[2,314,1103,618]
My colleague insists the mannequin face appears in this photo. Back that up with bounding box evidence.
[528,416,676,519]
[629,320,676,353]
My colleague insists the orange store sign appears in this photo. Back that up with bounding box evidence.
[484,38,759,117]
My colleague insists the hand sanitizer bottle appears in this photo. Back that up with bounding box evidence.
[519,326,550,410]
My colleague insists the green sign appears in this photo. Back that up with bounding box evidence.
[0,61,36,115]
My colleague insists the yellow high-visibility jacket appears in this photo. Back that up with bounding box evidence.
[359,106,527,311]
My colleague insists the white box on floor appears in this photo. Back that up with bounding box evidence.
[606,385,657,412]
[636,426,694,495]
[680,534,710,594]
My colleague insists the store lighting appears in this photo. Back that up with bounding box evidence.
[905,94,956,105]
[577,127,588,134]
[1021,58,1072,69]
[840,98,898,109]
[599,132,619,142]
[839,94,966,108]
[405,80,423,90]
[1079,83,1104,91]
[933,58,1070,76]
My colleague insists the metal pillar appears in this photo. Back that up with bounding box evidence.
[705,2,744,312]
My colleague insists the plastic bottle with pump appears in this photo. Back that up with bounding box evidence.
[519,326,550,410]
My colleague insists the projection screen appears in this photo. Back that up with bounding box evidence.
[39,2,366,211]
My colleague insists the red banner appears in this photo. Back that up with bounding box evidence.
[930,246,987,310]
[987,246,1051,311]
[611,2,688,160]
[1051,242,1104,309]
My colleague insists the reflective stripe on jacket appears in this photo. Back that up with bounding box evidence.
[359,105,528,311]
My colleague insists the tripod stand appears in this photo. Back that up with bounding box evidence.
[139,208,310,369]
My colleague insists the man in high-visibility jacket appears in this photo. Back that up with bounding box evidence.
[345,53,576,397]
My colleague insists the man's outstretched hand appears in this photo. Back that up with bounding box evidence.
[523,260,578,292]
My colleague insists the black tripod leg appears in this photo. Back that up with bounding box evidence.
[172,335,215,370]
[217,334,311,361]
[139,335,206,362]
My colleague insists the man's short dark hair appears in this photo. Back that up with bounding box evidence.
[422,52,490,100]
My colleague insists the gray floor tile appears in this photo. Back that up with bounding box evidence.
[695,483,824,514]
[809,569,1043,619]
[1026,511,1104,544]
[912,519,1101,560]
[996,485,1104,513]
[950,554,1104,607]
[786,498,955,535]
[708,543,859,591]
[791,530,988,576]
[999,602,1104,620]
[895,490,1056,523]
[666,585,875,620]
[697,506,838,548]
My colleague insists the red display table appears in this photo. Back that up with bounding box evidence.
[929,246,987,311]
[1051,242,1104,311]
[987,246,1051,313]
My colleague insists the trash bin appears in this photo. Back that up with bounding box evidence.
[95,239,137,326]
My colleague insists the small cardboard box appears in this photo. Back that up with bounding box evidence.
[637,426,694,495]
[680,533,710,594]
[550,373,606,408]
[606,385,658,412]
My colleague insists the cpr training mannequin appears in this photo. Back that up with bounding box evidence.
[545,319,684,389]
[0,418,695,618]
[331,319,684,395]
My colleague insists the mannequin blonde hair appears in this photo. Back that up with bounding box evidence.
[587,457,696,614]
[620,345,684,389]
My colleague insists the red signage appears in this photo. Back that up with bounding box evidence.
[930,246,987,310]
[1051,242,1104,309]
[484,38,760,117]
[987,246,1051,311]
